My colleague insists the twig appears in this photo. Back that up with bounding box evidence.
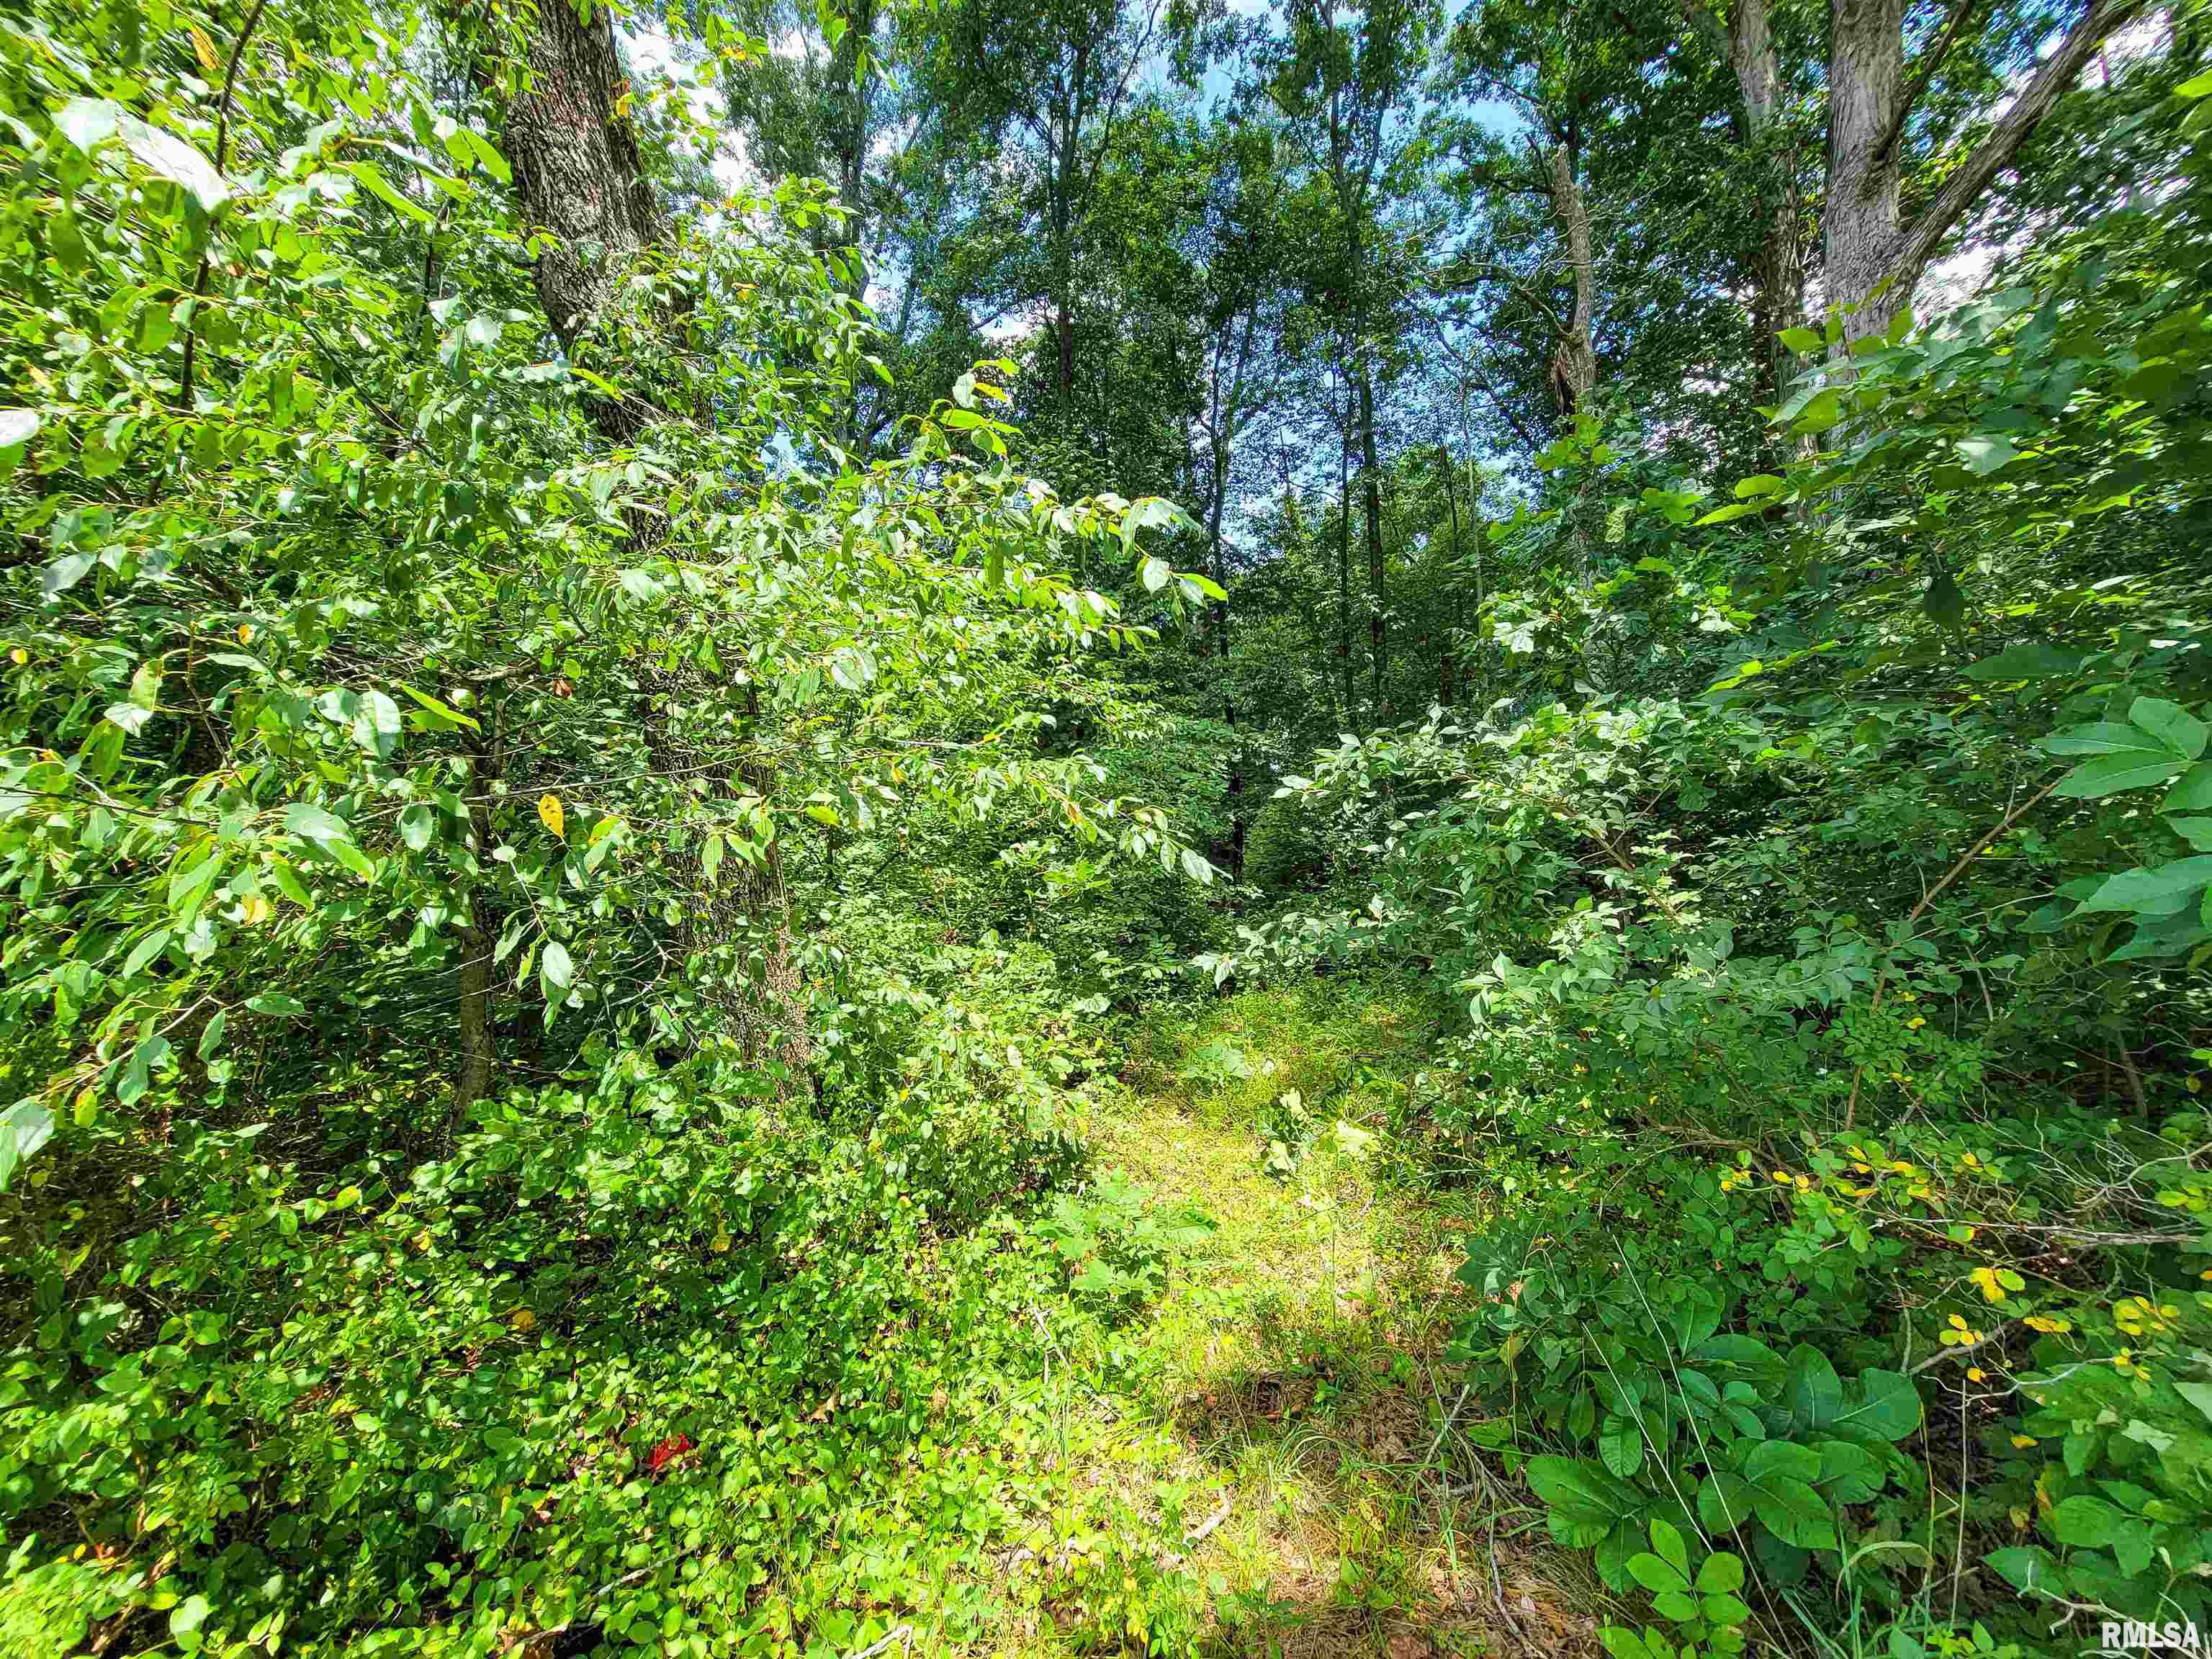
[1183,1493,1233,1549]
[849,1625,912,1659]
[1423,1383,1472,1467]
[1910,1320,2013,1375]
[178,0,271,408]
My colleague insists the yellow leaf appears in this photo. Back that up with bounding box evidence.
[711,1227,730,1252]
[537,794,564,838]
[189,24,219,74]
[1966,1367,1984,1382]
[237,622,254,644]
[2024,1314,2071,1334]
[509,1308,535,1333]
[240,894,271,925]
[1971,1266,2009,1303]
[7,647,25,666]
[2011,1434,2038,1449]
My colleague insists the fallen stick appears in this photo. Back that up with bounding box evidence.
[1184,1493,1233,1548]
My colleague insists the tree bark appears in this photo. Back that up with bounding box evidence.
[1336,388,1354,724]
[1543,142,1598,417]
[1438,444,1461,711]
[1719,0,1806,395]
[497,0,662,396]
[1358,365,1386,721]
[1825,0,2143,342]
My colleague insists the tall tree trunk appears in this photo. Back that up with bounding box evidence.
[1438,444,1461,711]
[1719,0,1805,395]
[1825,0,2143,343]
[1208,446,1246,881]
[1824,0,1908,344]
[496,0,662,388]
[1336,396,1354,724]
[1357,367,1386,721]
[1544,143,1598,416]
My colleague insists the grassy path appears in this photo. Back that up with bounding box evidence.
[1032,983,1601,1658]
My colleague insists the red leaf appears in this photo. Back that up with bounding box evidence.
[646,1433,693,1475]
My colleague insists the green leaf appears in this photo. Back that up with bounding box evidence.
[348,159,435,225]
[2054,751,2188,800]
[44,550,96,598]
[2050,1493,2128,1549]
[120,115,228,211]
[1791,389,1844,434]
[1955,435,2020,476]
[1653,1588,1699,1623]
[1627,1552,1689,1594]
[2164,763,2212,811]
[1983,1545,2063,1599]
[1698,1470,1756,1534]
[2044,721,2168,757]
[0,408,40,449]
[1599,1416,1644,1478]
[1922,571,1966,630]
[55,97,120,153]
[2077,857,2212,915]
[1694,1552,1745,1593]
[400,804,436,852]
[352,689,403,759]
[1749,1475,1835,1550]
[2174,1382,2212,1428]
[1812,1439,1884,1503]
[1526,1455,1642,1524]
[1733,475,1784,500]
[1777,328,1822,355]
[284,801,355,844]
[246,992,308,1017]
[1744,1439,1821,1485]
[1835,1370,1921,1442]
[1784,1344,1843,1431]
[1141,556,1172,593]
[540,940,573,992]
[1118,496,1191,558]
[170,1594,212,1640]
[1689,1335,1784,1377]
[1648,1518,1689,1579]
[1961,642,2080,680]
[397,682,481,732]
[2128,696,2208,760]
[0,1100,54,1192]
[1695,501,1766,526]
[122,930,172,977]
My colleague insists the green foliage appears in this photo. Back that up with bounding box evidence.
[1037,1170,1214,1311]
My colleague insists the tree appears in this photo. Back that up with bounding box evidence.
[1822,0,2147,339]
[1262,0,1439,722]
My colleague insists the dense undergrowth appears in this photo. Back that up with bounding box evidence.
[6,0,2212,1654]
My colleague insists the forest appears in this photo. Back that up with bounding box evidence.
[1,0,2209,1653]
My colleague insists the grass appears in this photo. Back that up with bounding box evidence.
[983,979,1606,1658]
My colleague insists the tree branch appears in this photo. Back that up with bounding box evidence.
[1872,0,1980,168]
[1883,0,2146,305]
